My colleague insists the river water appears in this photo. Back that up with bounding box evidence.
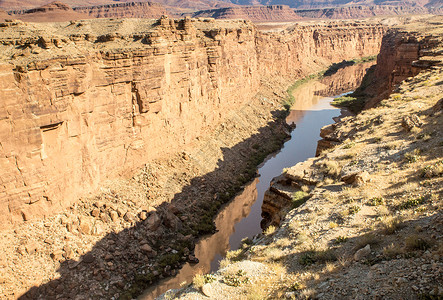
[140,62,372,299]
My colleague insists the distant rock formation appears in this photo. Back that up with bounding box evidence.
[192,5,302,21]
[73,1,170,19]
[9,1,92,22]
[8,1,170,22]
[296,5,430,19]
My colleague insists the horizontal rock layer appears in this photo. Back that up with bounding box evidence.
[192,5,302,21]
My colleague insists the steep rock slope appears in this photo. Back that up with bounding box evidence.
[8,1,169,22]
[343,17,443,109]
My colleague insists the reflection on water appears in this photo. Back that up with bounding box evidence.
[141,62,372,299]
[140,179,258,299]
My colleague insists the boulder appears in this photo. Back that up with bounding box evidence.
[145,212,161,231]
[401,114,423,131]
[341,171,370,185]
[354,244,371,261]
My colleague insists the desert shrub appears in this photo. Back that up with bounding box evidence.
[383,243,404,258]
[348,205,361,215]
[319,160,341,177]
[420,161,443,178]
[404,149,421,163]
[398,196,426,210]
[223,269,249,287]
[299,248,336,266]
[193,273,216,289]
[334,236,348,244]
[405,235,432,251]
[355,233,379,250]
[367,197,384,206]
[381,216,403,235]
[292,191,310,208]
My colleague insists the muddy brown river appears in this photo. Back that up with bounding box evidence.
[140,62,372,299]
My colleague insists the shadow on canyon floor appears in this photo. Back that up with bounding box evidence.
[19,109,292,299]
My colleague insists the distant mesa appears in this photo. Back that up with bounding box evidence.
[192,5,303,21]
[72,2,169,19]
[9,1,92,22]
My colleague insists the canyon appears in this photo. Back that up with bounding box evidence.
[0,16,384,230]
[0,15,388,299]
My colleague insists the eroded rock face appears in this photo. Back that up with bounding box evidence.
[362,30,443,108]
[0,18,385,229]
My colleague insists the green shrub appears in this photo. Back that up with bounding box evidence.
[292,191,310,208]
[367,197,384,206]
[398,196,426,210]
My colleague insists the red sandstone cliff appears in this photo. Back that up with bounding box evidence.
[0,17,385,228]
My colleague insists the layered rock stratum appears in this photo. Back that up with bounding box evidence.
[192,5,302,21]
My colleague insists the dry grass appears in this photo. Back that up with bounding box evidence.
[354,233,379,250]
[380,216,404,235]
[319,160,341,177]
[265,225,277,235]
[404,234,432,251]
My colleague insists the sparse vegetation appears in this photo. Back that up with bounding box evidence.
[299,248,337,266]
[193,273,216,289]
[291,191,310,208]
[319,160,341,177]
[367,197,384,206]
[381,216,404,235]
[334,236,348,244]
[331,96,366,113]
[405,235,432,251]
[404,149,421,163]
[355,233,379,250]
[264,225,276,235]
[398,196,426,210]
[348,205,361,215]
[223,269,250,287]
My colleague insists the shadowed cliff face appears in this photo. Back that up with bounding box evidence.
[0,17,386,229]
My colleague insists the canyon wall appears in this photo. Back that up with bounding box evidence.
[0,17,385,229]
[362,27,443,108]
